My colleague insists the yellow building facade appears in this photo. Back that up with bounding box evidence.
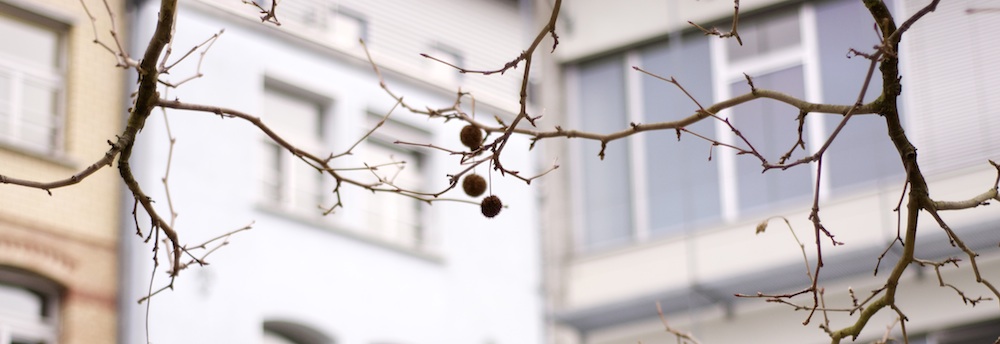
[0,0,125,343]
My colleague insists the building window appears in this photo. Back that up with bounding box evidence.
[714,7,815,218]
[360,116,429,249]
[639,37,720,237]
[424,43,464,85]
[259,1,368,48]
[0,11,64,155]
[259,83,328,212]
[569,1,901,252]
[326,7,367,47]
[0,268,60,344]
[719,2,899,208]
[570,31,719,250]
[572,54,632,249]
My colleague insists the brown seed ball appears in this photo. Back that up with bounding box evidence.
[460,125,483,151]
[481,195,502,218]
[462,174,487,197]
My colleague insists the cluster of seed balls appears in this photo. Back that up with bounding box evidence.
[460,125,502,218]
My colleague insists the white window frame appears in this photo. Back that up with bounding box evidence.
[569,4,827,253]
[0,7,67,156]
[710,4,826,221]
[624,50,650,243]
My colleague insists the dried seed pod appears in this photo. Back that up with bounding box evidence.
[460,125,483,151]
[462,174,487,197]
[481,195,502,218]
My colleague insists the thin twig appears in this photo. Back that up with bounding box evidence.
[656,302,701,344]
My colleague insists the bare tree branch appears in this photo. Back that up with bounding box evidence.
[688,0,743,45]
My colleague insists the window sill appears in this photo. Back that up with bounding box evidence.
[255,202,445,265]
[0,141,77,169]
[573,177,913,262]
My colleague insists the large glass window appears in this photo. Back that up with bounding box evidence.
[714,6,818,217]
[570,1,903,252]
[0,12,64,154]
[573,33,719,250]
[640,38,719,236]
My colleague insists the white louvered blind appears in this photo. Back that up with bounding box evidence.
[903,0,1000,175]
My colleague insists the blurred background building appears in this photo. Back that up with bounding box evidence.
[4,0,998,343]
[534,0,1000,343]
[0,0,125,343]
[119,0,542,343]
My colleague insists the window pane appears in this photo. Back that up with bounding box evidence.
[0,282,45,321]
[261,86,325,209]
[640,38,721,236]
[576,55,633,249]
[815,0,881,105]
[364,141,423,247]
[20,82,58,151]
[823,114,901,190]
[327,9,367,46]
[727,9,800,61]
[731,66,813,213]
[816,0,901,191]
[0,14,59,68]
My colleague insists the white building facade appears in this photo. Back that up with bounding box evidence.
[119,1,543,343]
[537,0,1000,343]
